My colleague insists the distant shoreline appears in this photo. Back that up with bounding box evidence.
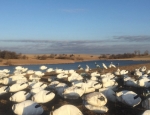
[0,59,150,67]
[0,54,150,66]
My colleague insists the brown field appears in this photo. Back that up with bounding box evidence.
[0,54,150,66]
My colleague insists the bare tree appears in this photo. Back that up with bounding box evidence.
[134,50,138,55]
[137,50,140,56]
[144,50,149,55]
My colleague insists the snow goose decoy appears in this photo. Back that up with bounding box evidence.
[116,90,141,107]
[95,62,100,68]
[63,86,84,99]
[141,110,150,115]
[10,91,31,103]
[9,82,28,92]
[40,65,47,70]
[50,104,83,115]
[12,100,43,115]
[83,92,107,107]
[102,63,107,70]
[0,86,9,96]
[99,88,117,102]
[32,90,55,103]
[83,101,108,114]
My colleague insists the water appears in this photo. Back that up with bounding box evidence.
[0,60,150,73]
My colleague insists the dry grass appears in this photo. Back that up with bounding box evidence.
[0,54,149,66]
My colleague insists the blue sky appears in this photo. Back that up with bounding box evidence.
[0,0,150,54]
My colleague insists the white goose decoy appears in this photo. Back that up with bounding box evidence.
[111,62,116,68]
[78,65,83,70]
[116,90,141,107]
[15,66,23,70]
[102,78,117,89]
[142,110,150,115]
[147,70,150,75]
[123,75,138,87]
[73,81,95,94]
[3,69,10,73]
[27,70,35,74]
[55,83,68,98]
[57,73,68,79]
[84,101,108,114]
[30,82,47,89]
[22,67,28,73]
[83,92,107,107]
[85,65,90,72]
[10,91,31,103]
[40,65,47,70]
[34,71,44,77]
[86,80,102,89]
[46,68,54,73]
[134,69,143,78]
[102,63,107,69]
[47,81,60,89]
[68,73,83,82]
[137,78,150,88]
[90,71,100,81]
[12,100,44,115]
[0,72,9,79]
[114,68,121,76]
[29,74,41,82]
[32,90,55,103]
[99,88,117,102]
[55,69,64,74]
[9,82,28,92]
[140,66,147,72]
[30,87,45,95]
[95,62,100,68]
[68,69,76,74]
[50,104,83,115]
[108,62,115,68]
[63,86,84,99]
[0,86,9,96]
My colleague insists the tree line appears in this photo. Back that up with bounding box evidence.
[99,50,149,59]
[0,50,27,59]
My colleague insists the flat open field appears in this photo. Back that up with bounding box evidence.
[0,62,150,115]
[0,54,150,66]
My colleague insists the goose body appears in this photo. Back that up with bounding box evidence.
[46,68,54,73]
[102,63,107,69]
[63,86,84,99]
[84,101,108,113]
[9,82,28,92]
[30,87,45,95]
[27,70,35,74]
[84,92,107,107]
[10,91,31,102]
[99,88,117,102]
[142,110,150,115]
[116,90,141,107]
[31,82,47,89]
[12,100,43,115]
[32,90,55,103]
[40,65,47,70]
[57,73,68,79]
[50,104,83,115]
[0,86,9,96]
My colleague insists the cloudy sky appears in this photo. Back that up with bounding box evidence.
[0,0,150,54]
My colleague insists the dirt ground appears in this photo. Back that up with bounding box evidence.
[0,63,150,115]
